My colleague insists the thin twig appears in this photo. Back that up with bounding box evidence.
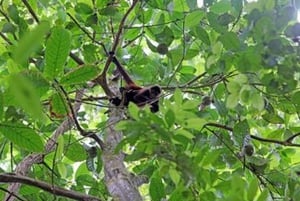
[204,123,300,147]
[67,12,107,54]
[21,0,39,23]
[95,0,139,97]
[55,81,105,150]
[0,187,25,201]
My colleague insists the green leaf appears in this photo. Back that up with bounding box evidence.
[231,0,243,13]
[60,65,98,85]
[173,0,189,12]
[155,26,174,46]
[150,174,165,201]
[179,65,196,74]
[201,149,221,167]
[192,26,211,45]
[250,93,265,111]
[233,120,250,145]
[2,22,17,33]
[247,178,258,201]
[75,3,93,15]
[99,6,118,16]
[240,85,252,104]
[207,12,227,33]
[165,109,175,128]
[185,10,205,28]
[285,23,300,38]
[257,189,268,201]
[57,162,67,178]
[8,4,20,24]
[12,21,50,66]
[291,91,300,105]
[262,113,284,124]
[227,81,241,94]
[173,88,183,106]
[0,92,3,121]
[174,129,194,140]
[219,31,241,50]
[146,39,158,53]
[210,0,231,13]
[128,103,140,120]
[65,142,86,162]
[217,13,235,26]
[21,70,50,97]
[8,73,45,121]
[0,123,44,152]
[56,135,64,161]
[168,48,184,66]
[169,168,180,185]
[185,118,207,130]
[50,92,68,117]
[44,27,71,79]
[226,94,239,109]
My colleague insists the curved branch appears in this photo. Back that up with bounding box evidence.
[0,173,101,201]
[5,89,85,201]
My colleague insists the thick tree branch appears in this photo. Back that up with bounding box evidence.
[0,173,101,201]
[101,55,143,201]
[5,89,86,201]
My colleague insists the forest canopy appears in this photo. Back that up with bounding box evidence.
[1,0,300,200]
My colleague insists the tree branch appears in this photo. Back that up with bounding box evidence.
[21,0,39,23]
[5,89,86,201]
[95,0,139,97]
[0,173,101,201]
[204,123,300,147]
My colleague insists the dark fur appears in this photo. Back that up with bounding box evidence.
[109,53,161,113]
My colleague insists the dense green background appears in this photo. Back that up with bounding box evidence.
[1,0,300,200]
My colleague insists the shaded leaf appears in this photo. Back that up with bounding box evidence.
[50,92,68,118]
[219,31,241,50]
[12,21,50,66]
[60,65,98,85]
[75,3,93,15]
[65,142,86,162]
[262,113,284,124]
[8,73,45,121]
[192,26,211,45]
[0,123,44,152]
[150,174,165,201]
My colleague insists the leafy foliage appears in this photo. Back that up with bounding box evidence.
[1,0,300,200]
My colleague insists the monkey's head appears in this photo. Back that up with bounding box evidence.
[149,85,161,98]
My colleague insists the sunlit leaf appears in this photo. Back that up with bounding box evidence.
[44,27,71,79]
[165,109,175,128]
[185,10,204,28]
[247,178,258,201]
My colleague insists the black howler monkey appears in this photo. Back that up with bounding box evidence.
[109,53,161,113]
